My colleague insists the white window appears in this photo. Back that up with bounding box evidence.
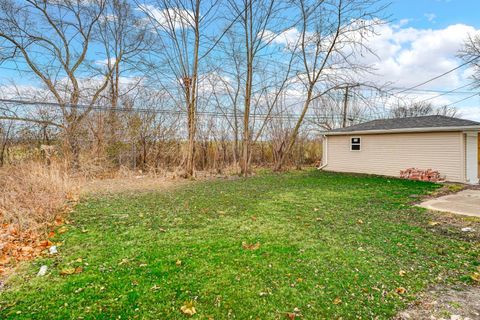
[351,137,361,151]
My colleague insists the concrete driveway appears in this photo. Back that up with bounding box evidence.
[418,189,480,217]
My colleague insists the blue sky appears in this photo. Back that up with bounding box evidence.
[388,0,480,29]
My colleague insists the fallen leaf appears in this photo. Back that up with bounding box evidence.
[21,246,34,253]
[176,260,182,266]
[357,219,364,224]
[180,301,196,316]
[57,226,68,234]
[60,267,76,275]
[39,240,53,248]
[399,270,407,277]
[242,242,260,250]
[8,226,18,235]
[47,231,55,238]
[333,297,342,305]
[428,221,440,226]
[286,312,296,319]
[396,287,407,295]
[0,255,10,265]
[471,272,480,283]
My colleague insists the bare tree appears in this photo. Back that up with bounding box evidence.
[0,0,119,168]
[226,0,299,176]
[0,119,13,166]
[273,0,386,171]
[460,33,480,87]
[390,101,458,118]
[137,0,227,178]
[95,0,151,161]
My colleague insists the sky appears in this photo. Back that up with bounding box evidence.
[367,0,480,120]
[0,0,479,121]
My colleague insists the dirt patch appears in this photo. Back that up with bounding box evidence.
[395,285,480,320]
[425,211,480,242]
[81,172,239,196]
[81,175,188,196]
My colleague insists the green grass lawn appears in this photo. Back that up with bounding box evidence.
[1,170,479,319]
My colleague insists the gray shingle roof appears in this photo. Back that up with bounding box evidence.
[326,115,480,134]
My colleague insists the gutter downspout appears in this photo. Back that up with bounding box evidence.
[317,135,328,170]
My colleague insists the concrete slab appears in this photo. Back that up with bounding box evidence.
[418,190,480,217]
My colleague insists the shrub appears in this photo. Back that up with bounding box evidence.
[0,162,77,232]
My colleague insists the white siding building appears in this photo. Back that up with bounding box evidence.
[320,115,480,184]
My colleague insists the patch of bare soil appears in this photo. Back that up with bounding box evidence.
[81,175,187,196]
[81,171,239,196]
[425,211,480,242]
[396,285,480,320]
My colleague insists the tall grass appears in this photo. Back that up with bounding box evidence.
[0,162,77,232]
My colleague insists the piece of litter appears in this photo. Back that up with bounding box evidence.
[461,227,475,232]
[37,265,48,276]
[49,246,58,254]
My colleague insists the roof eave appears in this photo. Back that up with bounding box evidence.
[320,125,480,136]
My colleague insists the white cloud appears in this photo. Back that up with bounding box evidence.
[262,28,302,48]
[137,4,194,30]
[363,23,478,89]
[95,58,117,66]
[424,13,437,23]
[0,84,47,100]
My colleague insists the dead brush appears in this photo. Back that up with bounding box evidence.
[0,162,78,233]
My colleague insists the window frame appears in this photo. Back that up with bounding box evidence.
[350,137,361,151]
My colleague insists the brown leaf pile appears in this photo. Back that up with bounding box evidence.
[0,223,56,276]
[0,162,78,277]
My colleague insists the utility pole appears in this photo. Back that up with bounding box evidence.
[342,85,349,128]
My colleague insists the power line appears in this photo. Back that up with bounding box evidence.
[395,57,480,94]
[387,86,476,94]
[415,81,477,104]
[443,92,479,107]
[0,97,340,121]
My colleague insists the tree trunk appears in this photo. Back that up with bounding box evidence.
[274,86,314,172]
[66,127,81,170]
[185,98,196,177]
[241,55,253,176]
